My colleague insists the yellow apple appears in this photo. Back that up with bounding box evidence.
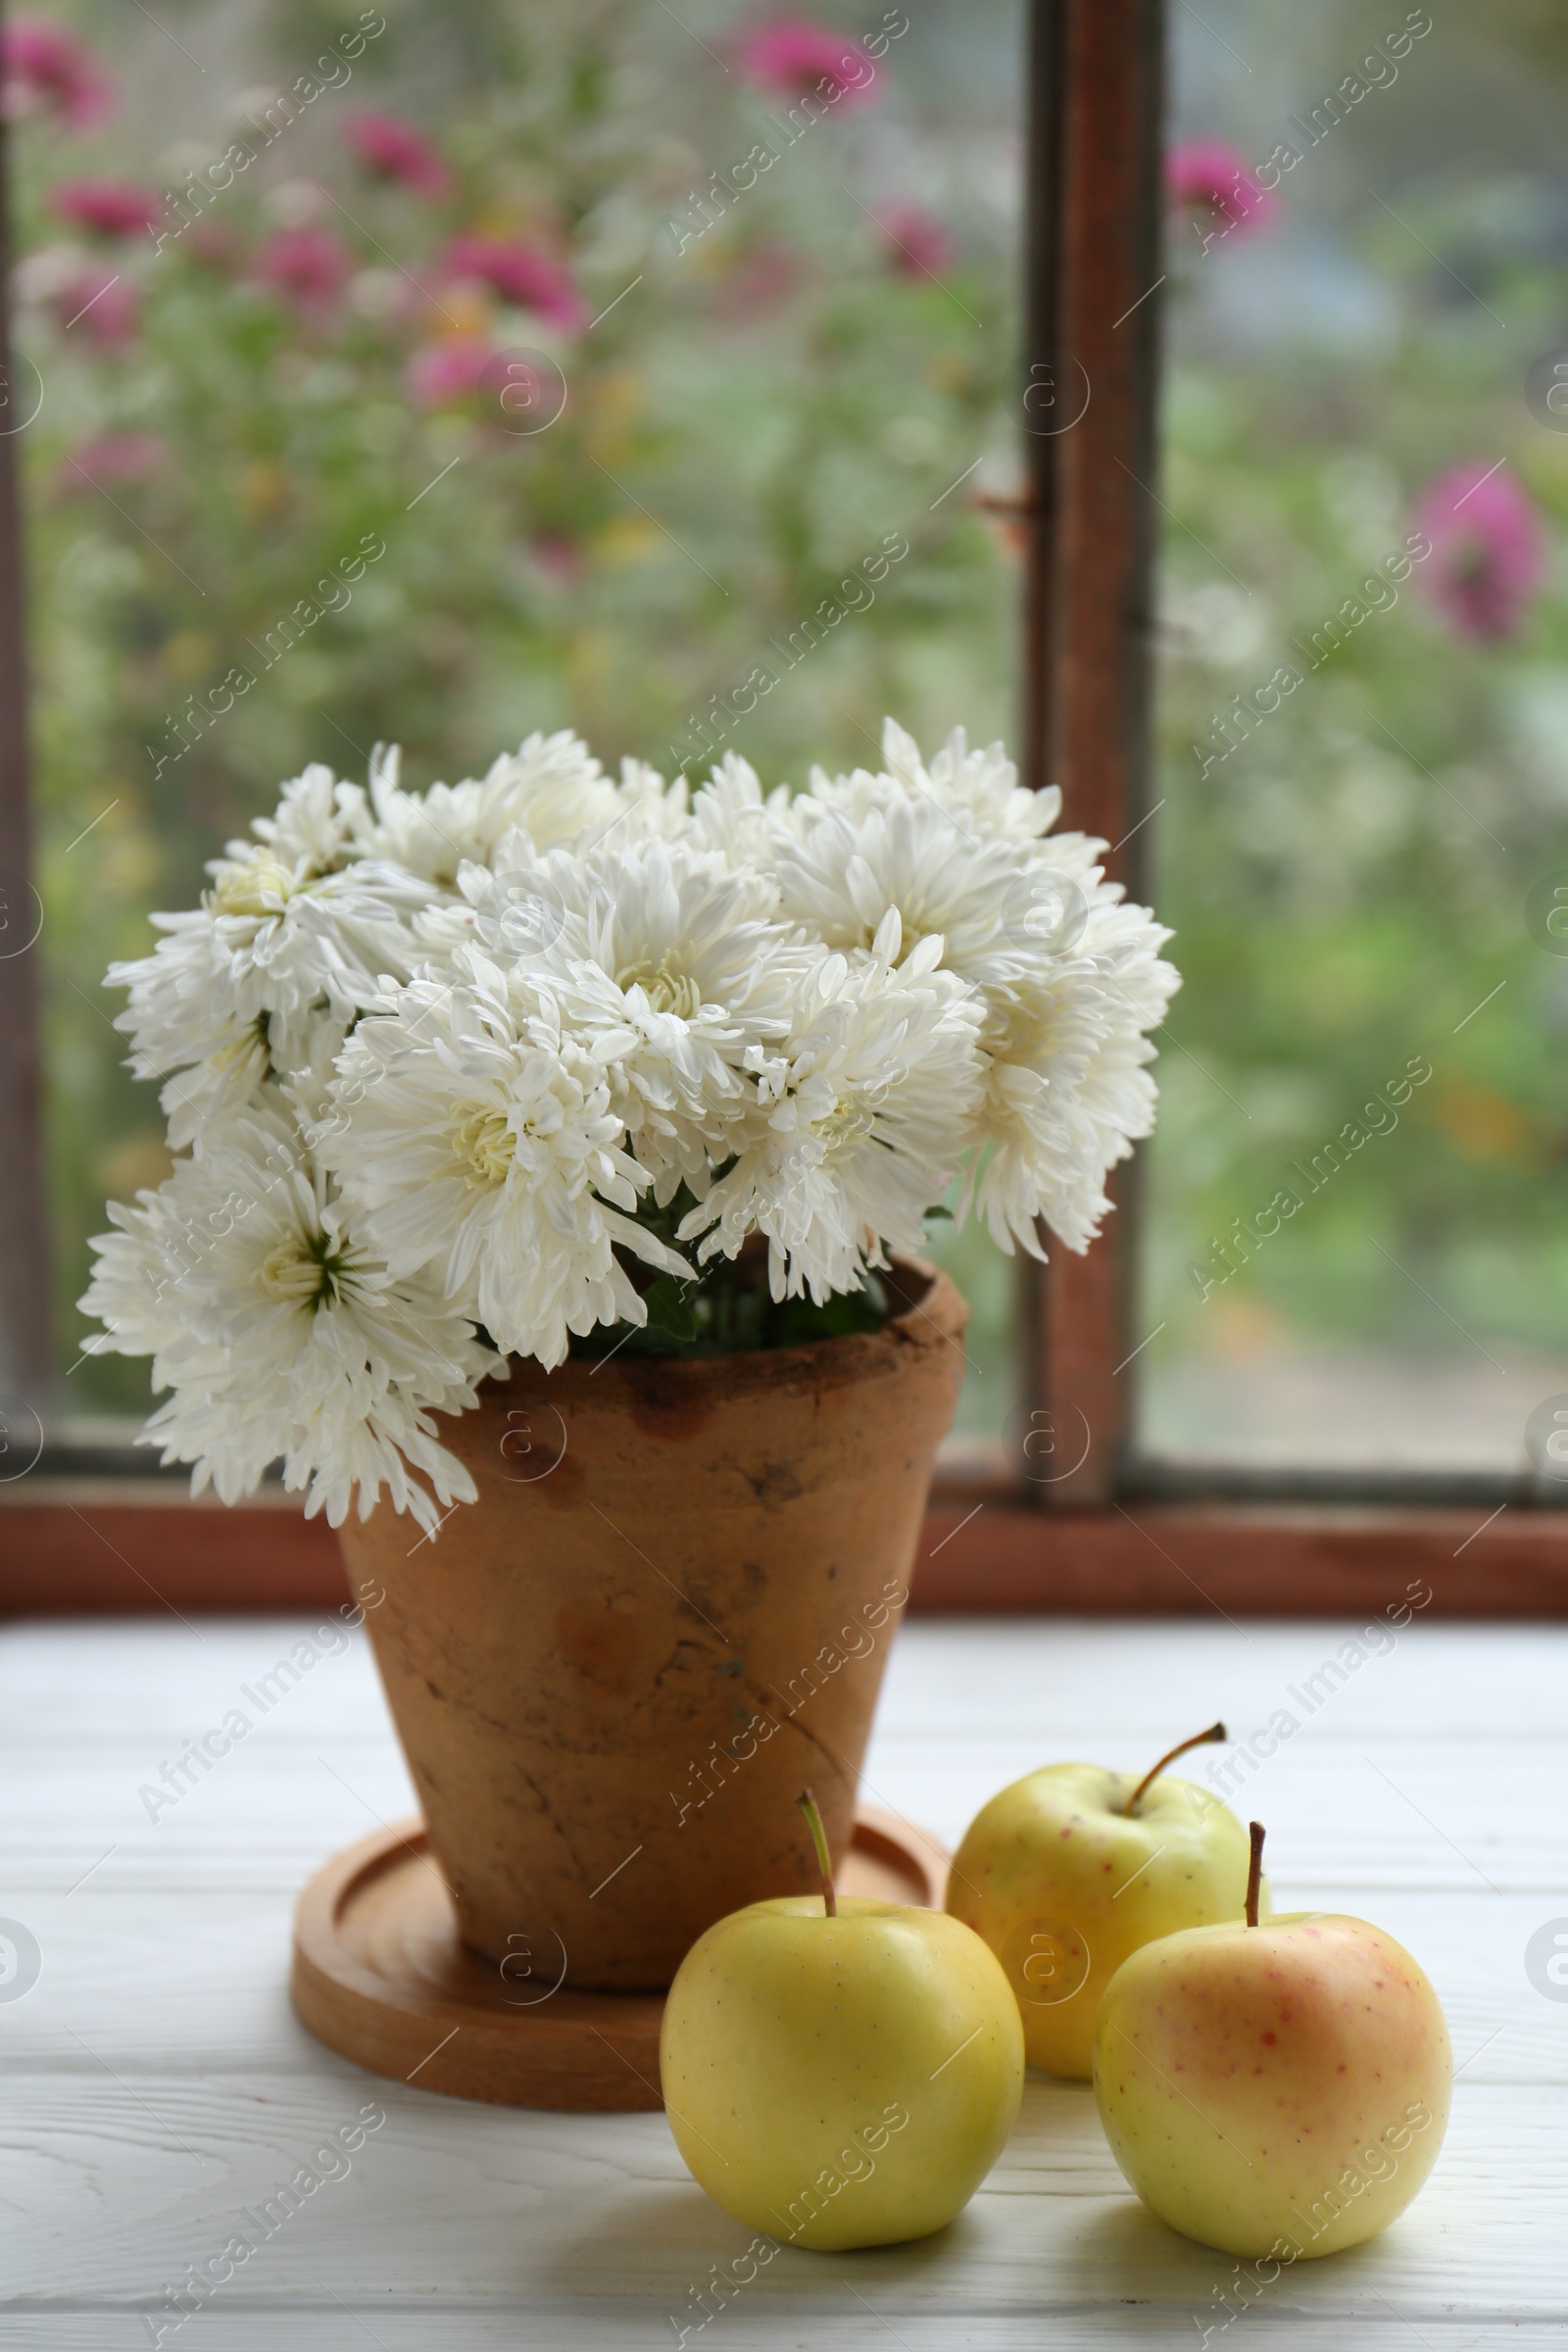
[1094,1825,1451,2259]
[947,1724,1255,2078]
[660,1889,1024,2248]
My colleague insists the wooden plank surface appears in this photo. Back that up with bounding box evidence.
[1,1615,1563,2344]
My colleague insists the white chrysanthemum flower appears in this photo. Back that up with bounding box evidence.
[787,723,1058,844]
[972,901,1180,1254]
[78,1105,497,1534]
[604,757,695,843]
[770,720,1179,1259]
[110,763,438,1146]
[769,771,1074,989]
[360,732,621,884]
[322,955,691,1366]
[150,1004,352,1154]
[148,1004,274,1150]
[413,830,813,1200]
[249,759,370,867]
[527,834,816,1200]
[680,911,985,1302]
[688,751,795,866]
[396,755,694,980]
[880,717,1063,842]
[404,829,564,975]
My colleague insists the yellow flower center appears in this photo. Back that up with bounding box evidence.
[211,855,298,918]
[617,956,701,1019]
[257,1230,348,1311]
[819,1096,876,1152]
[451,1102,515,1189]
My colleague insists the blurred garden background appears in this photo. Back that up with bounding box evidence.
[1146,0,1568,1475]
[10,0,1568,1476]
[4,0,1024,1429]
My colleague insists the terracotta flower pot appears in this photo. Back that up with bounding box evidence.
[337,1255,966,1991]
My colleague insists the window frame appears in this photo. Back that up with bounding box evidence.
[0,3,48,1419]
[2,0,1565,1618]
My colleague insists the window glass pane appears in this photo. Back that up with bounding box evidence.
[1141,0,1568,1480]
[15,0,1022,1436]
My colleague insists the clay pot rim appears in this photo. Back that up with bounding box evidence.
[482,1252,967,1405]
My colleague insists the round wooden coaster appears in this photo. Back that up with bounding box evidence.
[290,1809,951,2113]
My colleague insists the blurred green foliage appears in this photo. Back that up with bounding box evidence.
[1146,0,1568,1447]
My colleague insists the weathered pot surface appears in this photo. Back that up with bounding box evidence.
[339,1254,967,1990]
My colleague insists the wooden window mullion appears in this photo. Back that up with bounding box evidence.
[1020,0,1166,1509]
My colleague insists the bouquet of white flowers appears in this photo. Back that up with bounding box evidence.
[81,719,1179,1535]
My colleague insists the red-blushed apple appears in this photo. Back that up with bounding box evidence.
[659,1790,1024,2249]
[947,1722,1256,2078]
[1093,1822,1451,2259]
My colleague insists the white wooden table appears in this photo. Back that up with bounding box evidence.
[3,1610,1563,2348]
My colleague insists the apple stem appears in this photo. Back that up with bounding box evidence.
[1247,1821,1265,1928]
[797,1788,837,1918]
[1126,1720,1228,1814]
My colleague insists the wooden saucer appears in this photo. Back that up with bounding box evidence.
[291,1809,951,2112]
